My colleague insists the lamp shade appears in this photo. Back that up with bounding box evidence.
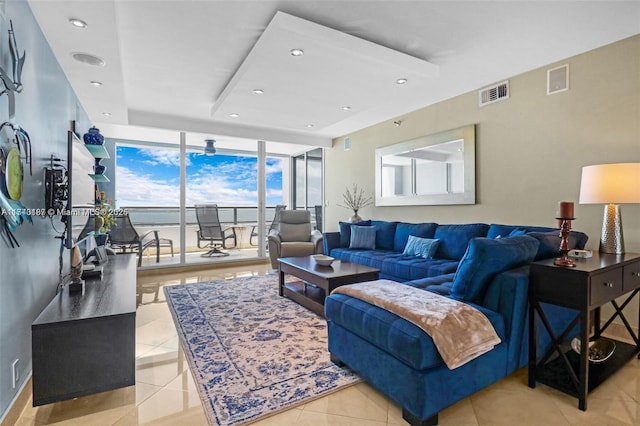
[579,163,640,204]
[204,139,216,156]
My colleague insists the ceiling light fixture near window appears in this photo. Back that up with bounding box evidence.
[396,78,408,85]
[69,18,87,28]
[102,112,111,117]
[306,124,314,128]
[90,80,102,87]
[342,106,351,111]
[252,89,264,95]
[290,48,304,57]
[228,113,239,118]
[204,139,216,156]
[71,52,105,67]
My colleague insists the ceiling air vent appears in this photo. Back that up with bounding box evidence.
[478,81,509,107]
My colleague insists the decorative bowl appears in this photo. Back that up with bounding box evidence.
[571,337,616,363]
[312,255,335,266]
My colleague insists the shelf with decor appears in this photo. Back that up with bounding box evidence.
[89,173,110,183]
[84,143,110,159]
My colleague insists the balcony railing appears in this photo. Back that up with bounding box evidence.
[100,206,319,267]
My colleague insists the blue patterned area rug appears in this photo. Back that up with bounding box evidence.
[163,274,361,425]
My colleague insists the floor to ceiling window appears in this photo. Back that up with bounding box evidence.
[112,139,286,267]
[292,148,323,231]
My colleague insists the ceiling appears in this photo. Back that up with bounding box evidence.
[28,1,640,153]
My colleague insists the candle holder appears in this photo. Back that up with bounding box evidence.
[554,217,576,267]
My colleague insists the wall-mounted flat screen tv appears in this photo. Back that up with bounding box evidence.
[66,130,95,249]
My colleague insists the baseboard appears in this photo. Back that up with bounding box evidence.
[0,374,31,426]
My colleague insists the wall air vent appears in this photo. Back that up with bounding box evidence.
[478,81,509,107]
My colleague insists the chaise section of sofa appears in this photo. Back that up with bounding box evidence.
[323,222,588,426]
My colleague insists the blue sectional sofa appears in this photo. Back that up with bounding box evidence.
[323,221,588,426]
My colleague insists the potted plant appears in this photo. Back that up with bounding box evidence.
[338,184,372,222]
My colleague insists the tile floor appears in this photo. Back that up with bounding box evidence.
[13,262,640,425]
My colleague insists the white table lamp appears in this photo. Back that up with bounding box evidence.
[579,163,640,254]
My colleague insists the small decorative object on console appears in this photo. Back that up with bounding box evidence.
[312,254,335,266]
[69,245,84,293]
[569,249,593,258]
[554,201,576,267]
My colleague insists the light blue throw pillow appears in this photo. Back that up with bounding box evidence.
[350,225,377,249]
[403,235,441,259]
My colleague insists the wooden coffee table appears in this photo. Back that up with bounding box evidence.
[278,256,380,317]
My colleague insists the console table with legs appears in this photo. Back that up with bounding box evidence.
[528,252,640,411]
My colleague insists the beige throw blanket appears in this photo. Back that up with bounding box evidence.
[332,280,501,369]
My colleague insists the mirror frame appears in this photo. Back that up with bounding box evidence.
[375,124,476,206]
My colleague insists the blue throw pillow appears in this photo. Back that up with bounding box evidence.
[403,235,441,259]
[434,223,490,260]
[370,220,398,251]
[339,220,371,247]
[349,225,377,249]
[450,235,540,302]
[393,222,438,252]
[509,228,527,236]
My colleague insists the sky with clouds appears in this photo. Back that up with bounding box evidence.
[116,146,283,207]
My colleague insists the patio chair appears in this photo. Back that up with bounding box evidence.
[108,212,174,266]
[195,204,237,257]
[250,204,286,246]
[314,205,323,232]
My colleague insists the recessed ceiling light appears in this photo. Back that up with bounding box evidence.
[396,78,408,85]
[306,124,314,128]
[229,113,240,118]
[290,48,304,57]
[90,80,102,87]
[102,112,111,116]
[252,89,264,94]
[71,52,105,67]
[342,106,351,111]
[69,18,87,28]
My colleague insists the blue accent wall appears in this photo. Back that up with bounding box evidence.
[0,1,90,419]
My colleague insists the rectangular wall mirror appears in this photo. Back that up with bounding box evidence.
[375,124,476,206]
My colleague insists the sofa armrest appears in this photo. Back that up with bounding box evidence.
[323,231,341,255]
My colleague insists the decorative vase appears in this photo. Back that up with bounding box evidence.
[94,158,106,174]
[349,210,362,223]
[94,233,108,246]
[94,215,104,233]
[83,126,104,145]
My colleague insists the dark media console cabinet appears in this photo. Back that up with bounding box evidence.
[32,254,137,406]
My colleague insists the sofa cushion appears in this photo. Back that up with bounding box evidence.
[434,223,489,260]
[450,235,539,302]
[350,225,377,249]
[405,273,455,296]
[370,220,398,251]
[330,248,394,270]
[339,220,371,247]
[325,292,506,370]
[403,235,440,259]
[380,256,459,282]
[528,231,586,260]
[486,224,555,239]
[393,222,438,252]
